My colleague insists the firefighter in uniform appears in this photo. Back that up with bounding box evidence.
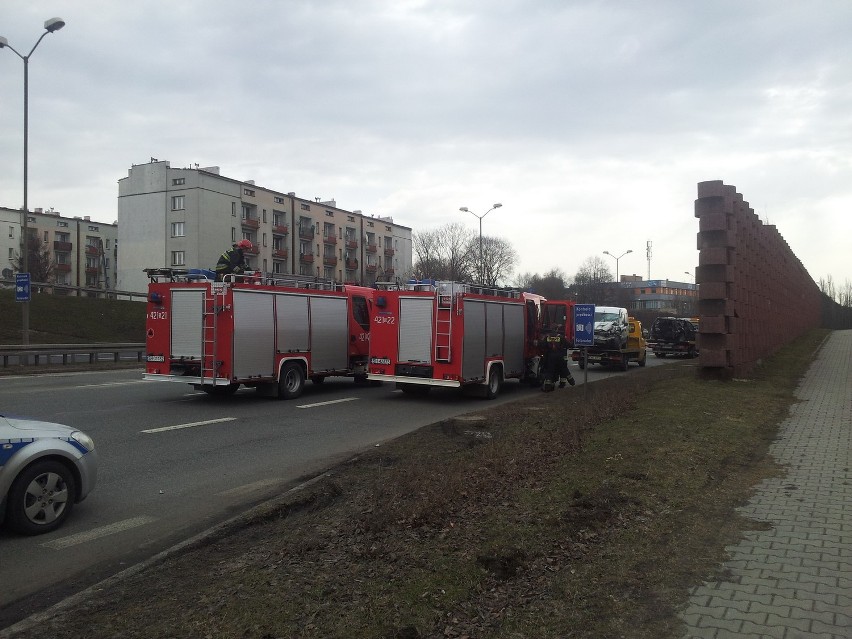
[541,326,575,391]
[215,239,252,281]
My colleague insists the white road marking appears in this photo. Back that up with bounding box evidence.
[42,516,157,550]
[296,397,359,409]
[218,478,283,497]
[75,380,149,389]
[141,417,236,433]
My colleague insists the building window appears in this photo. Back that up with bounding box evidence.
[57,221,68,227]
[300,203,310,211]
[262,209,267,223]
[231,228,237,242]
[244,188,255,197]
[171,251,185,266]
[262,233,267,247]
[172,178,185,185]
[274,196,284,204]
[171,222,185,237]
[8,226,13,238]
[7,248,13,260]
[367,221,374,227]
[171,195,185,210]
[326,210,334,217]
[273,211,285,227]
[44,231,49,242]
[56,232,70,242]
[232,202,236,217]
[88,225,99,232]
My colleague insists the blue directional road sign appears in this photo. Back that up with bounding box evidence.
[574,303,595,346]
[15,273,31,302]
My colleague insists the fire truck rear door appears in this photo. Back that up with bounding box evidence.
[399,297,433,363]
[171,289,204,360]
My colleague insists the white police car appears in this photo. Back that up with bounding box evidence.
[0,414,98,535]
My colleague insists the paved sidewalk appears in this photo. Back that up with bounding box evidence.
[680,330,852,639]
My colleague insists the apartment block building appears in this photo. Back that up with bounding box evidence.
[619,276,698,317]
[1,205,118,291]
[117,159,412,294]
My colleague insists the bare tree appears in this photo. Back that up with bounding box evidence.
[514,268,571,299]
[12,235,56,284]
[412,223,476,281]
[476,235,518,287]
[572,256,613,304]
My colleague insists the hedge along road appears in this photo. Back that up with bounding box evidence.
[0,356,676,628]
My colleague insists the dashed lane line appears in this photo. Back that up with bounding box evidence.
[42,515,158,550]
[140,417,236,433]
[296,397,358,409]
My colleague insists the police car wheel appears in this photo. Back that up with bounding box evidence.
[7,460,77,535]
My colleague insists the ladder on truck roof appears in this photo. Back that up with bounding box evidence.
[200,284,227,383]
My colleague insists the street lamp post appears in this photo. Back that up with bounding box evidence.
[602,249,632,283]
[684,271,694,282]
[0,17,66,345]
[459,203,502,284]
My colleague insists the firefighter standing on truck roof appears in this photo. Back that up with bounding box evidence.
[215,239,252,281]
[541,326,575,391]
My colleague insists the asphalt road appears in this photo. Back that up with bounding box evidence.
[0,355,675,628]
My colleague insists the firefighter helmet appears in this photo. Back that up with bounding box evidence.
[236,239,253,250]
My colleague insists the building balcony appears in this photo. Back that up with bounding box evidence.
[273,225,289,235]
[85,245,100,255]
[244,246,259,255]
[345,239,358,249]
[299,253,314,264]
[55,263,72,272]
[241,217,260,229]
[85,267,100,275]
[366,264,377,273]
[345,259,358,270]
[385,267,395,276]
[384,248,395,257]
[53,241,73,252]
[323,256,338,266]
[366,244,377,253]
[298,227,314,240]
[273,249,288,259]
[322,235,337,245]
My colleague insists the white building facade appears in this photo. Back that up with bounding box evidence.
[117,160,413,294]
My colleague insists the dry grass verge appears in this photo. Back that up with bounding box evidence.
[7,329,829,639]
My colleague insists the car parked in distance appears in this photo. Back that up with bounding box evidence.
[0,414,98,535]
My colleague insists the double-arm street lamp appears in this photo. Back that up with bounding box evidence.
[459,203,502,284]
[0,17,65,344]
[603,249,632,283]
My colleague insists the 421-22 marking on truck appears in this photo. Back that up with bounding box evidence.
[373,315,395,324]
[148,311,168,320]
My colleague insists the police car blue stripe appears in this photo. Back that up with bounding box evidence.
[0,439,35,466]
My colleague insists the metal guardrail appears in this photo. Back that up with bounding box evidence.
[0,343,146,368]
[0,278,147,302]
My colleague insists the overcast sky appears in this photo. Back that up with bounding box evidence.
[1,1,850,286]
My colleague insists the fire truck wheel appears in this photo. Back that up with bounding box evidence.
[620,356,629,372]
[278,362,305,400]
[485,367,503,400]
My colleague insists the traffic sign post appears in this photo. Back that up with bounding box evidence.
[15,273,31,302]
[574,303,595,396]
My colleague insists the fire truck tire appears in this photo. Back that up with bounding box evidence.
[620,356,629,372]
[278,363,305,399]
[485,367,503,400]
[638,352,647,367]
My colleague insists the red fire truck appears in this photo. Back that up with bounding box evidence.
[367,280,543,398]
[143,268,374,399]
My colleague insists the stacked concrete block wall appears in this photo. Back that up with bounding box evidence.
[694,180,822,376]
